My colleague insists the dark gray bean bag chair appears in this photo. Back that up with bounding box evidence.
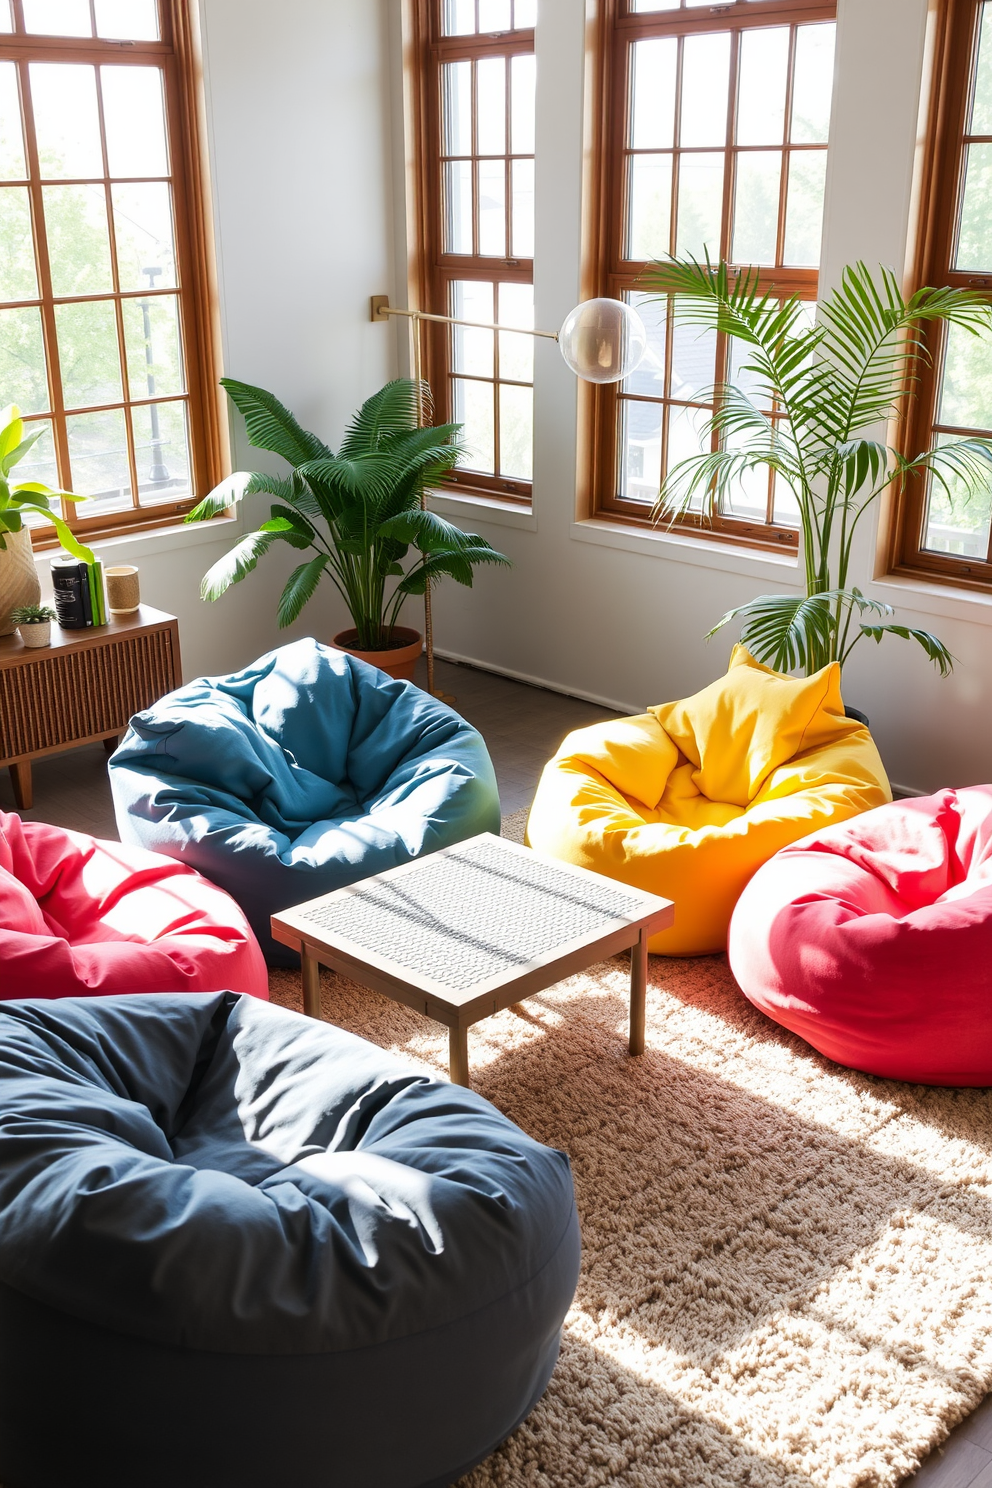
[0,993,580,1488]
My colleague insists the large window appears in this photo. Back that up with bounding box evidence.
[894,0,992,588]
[588,0,835,549]
[412,0,536,503]
[0,0,221,546]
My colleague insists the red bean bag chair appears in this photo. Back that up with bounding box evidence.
[728,787,992,1085]
[0,812,268,1002]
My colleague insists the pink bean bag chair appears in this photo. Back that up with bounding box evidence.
[0,812,268,1002]
[728,787,992,1085]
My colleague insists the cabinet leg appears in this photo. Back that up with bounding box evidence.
[9,761,32,811]
[448,1024,471,1087]
[102,735,118,754]
[301,947,322,1019]
[629,929,648,1056]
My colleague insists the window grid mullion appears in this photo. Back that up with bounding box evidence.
[16,52,74,507]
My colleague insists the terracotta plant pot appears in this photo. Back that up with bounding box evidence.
[0,528,42,636]
[332,626,423,683]
[18,620,51,649]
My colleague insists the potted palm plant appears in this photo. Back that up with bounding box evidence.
[187,378,510,681]
[644,257,992,679]
[0,404,92,635]
[10,603,56,648]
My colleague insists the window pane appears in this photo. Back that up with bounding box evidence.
[443,160,473,253]
[668,402,711,509]
[791,25,835,144]
[94,0,159,40]
[442,61,472,156]
[511,54,535,155]
[922,435,992,559]
[30,64,103,179]
[0,64,26,179]
[15,419,57,492]
[511,157,534,257]
[101,67,168,178]
[628,153,672,260]
[680,33,730,148]
[631,38,677,151]
[729,331,773,410]
[622,291,665,399]
[0,3,10,31]
[498,280,534,381]
[732,151,781,265]
[955,143,992,271]
[44,184,114,296]
[122,292,184,401]
[451,280,494,377]
[133,399,191,501]
[783,150,827,266]
[478,0,511,30]
[443,0,475,35]
[671,316,715,402]
[453,378,495,473]
[619,397,662,502]
[55,299,123,408]
[513,0,536,25]
[774,473,801,528]
[66,406,131,510]
[970,3,992,134]
[476,57,505,156]
[721,429,769,521]
[22,0,91,35]
[0,188,39,301]
[112,182,177,290]
[478,158,506,255]
[499,383,532,479]
[937,321,992,430]
[631,0,679,11]
[676,152,723,259]
[737,28,789,147]
[0,306,48,413]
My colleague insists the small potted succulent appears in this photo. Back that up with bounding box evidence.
[10,603,56,648]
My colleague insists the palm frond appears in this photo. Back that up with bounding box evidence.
[200,530,275,602]
[337,379,426,458]
[277,555,329,628]
[398,544,512,594]
[706,592,837,673]
[221,379,331,466]
[859,623,955,675]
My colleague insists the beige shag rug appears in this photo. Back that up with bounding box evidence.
[268,820,992,1488]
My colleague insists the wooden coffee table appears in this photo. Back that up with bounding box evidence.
[270,832,674,1086]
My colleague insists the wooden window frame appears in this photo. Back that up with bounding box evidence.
[890,0,992,591]
[584,0,835,554]
[0,0,224,550]
[410,0,535,504]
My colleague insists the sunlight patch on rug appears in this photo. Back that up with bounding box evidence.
[268,948,992,1488]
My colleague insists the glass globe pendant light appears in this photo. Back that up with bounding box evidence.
[557,297,648,383]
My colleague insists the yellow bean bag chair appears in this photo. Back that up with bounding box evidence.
[526,646,891,956]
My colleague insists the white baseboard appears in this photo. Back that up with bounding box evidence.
[432,647,638,715]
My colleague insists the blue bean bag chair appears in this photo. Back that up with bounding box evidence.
[108,639,501,964]
[0,992,580,1488]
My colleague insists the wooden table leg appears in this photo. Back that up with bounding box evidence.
[9,761,32,810]
[448,1024,471,1087]
[629,928,648,1056]
[102,735,118,753]
[301,946,322,1020]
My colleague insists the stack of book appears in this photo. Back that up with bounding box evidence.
[50,556,107,630]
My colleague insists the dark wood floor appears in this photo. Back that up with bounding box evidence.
[0,654,986,1486]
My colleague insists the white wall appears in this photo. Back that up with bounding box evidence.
[427,0,992,793]
[34,0,399,682]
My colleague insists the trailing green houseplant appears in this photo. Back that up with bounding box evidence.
[644,257,992,677]
[186,377,510,647]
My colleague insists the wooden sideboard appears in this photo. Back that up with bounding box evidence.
[0,606,181,810]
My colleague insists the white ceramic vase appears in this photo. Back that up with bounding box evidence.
[0,528,42,636]
[18,620,51,648]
